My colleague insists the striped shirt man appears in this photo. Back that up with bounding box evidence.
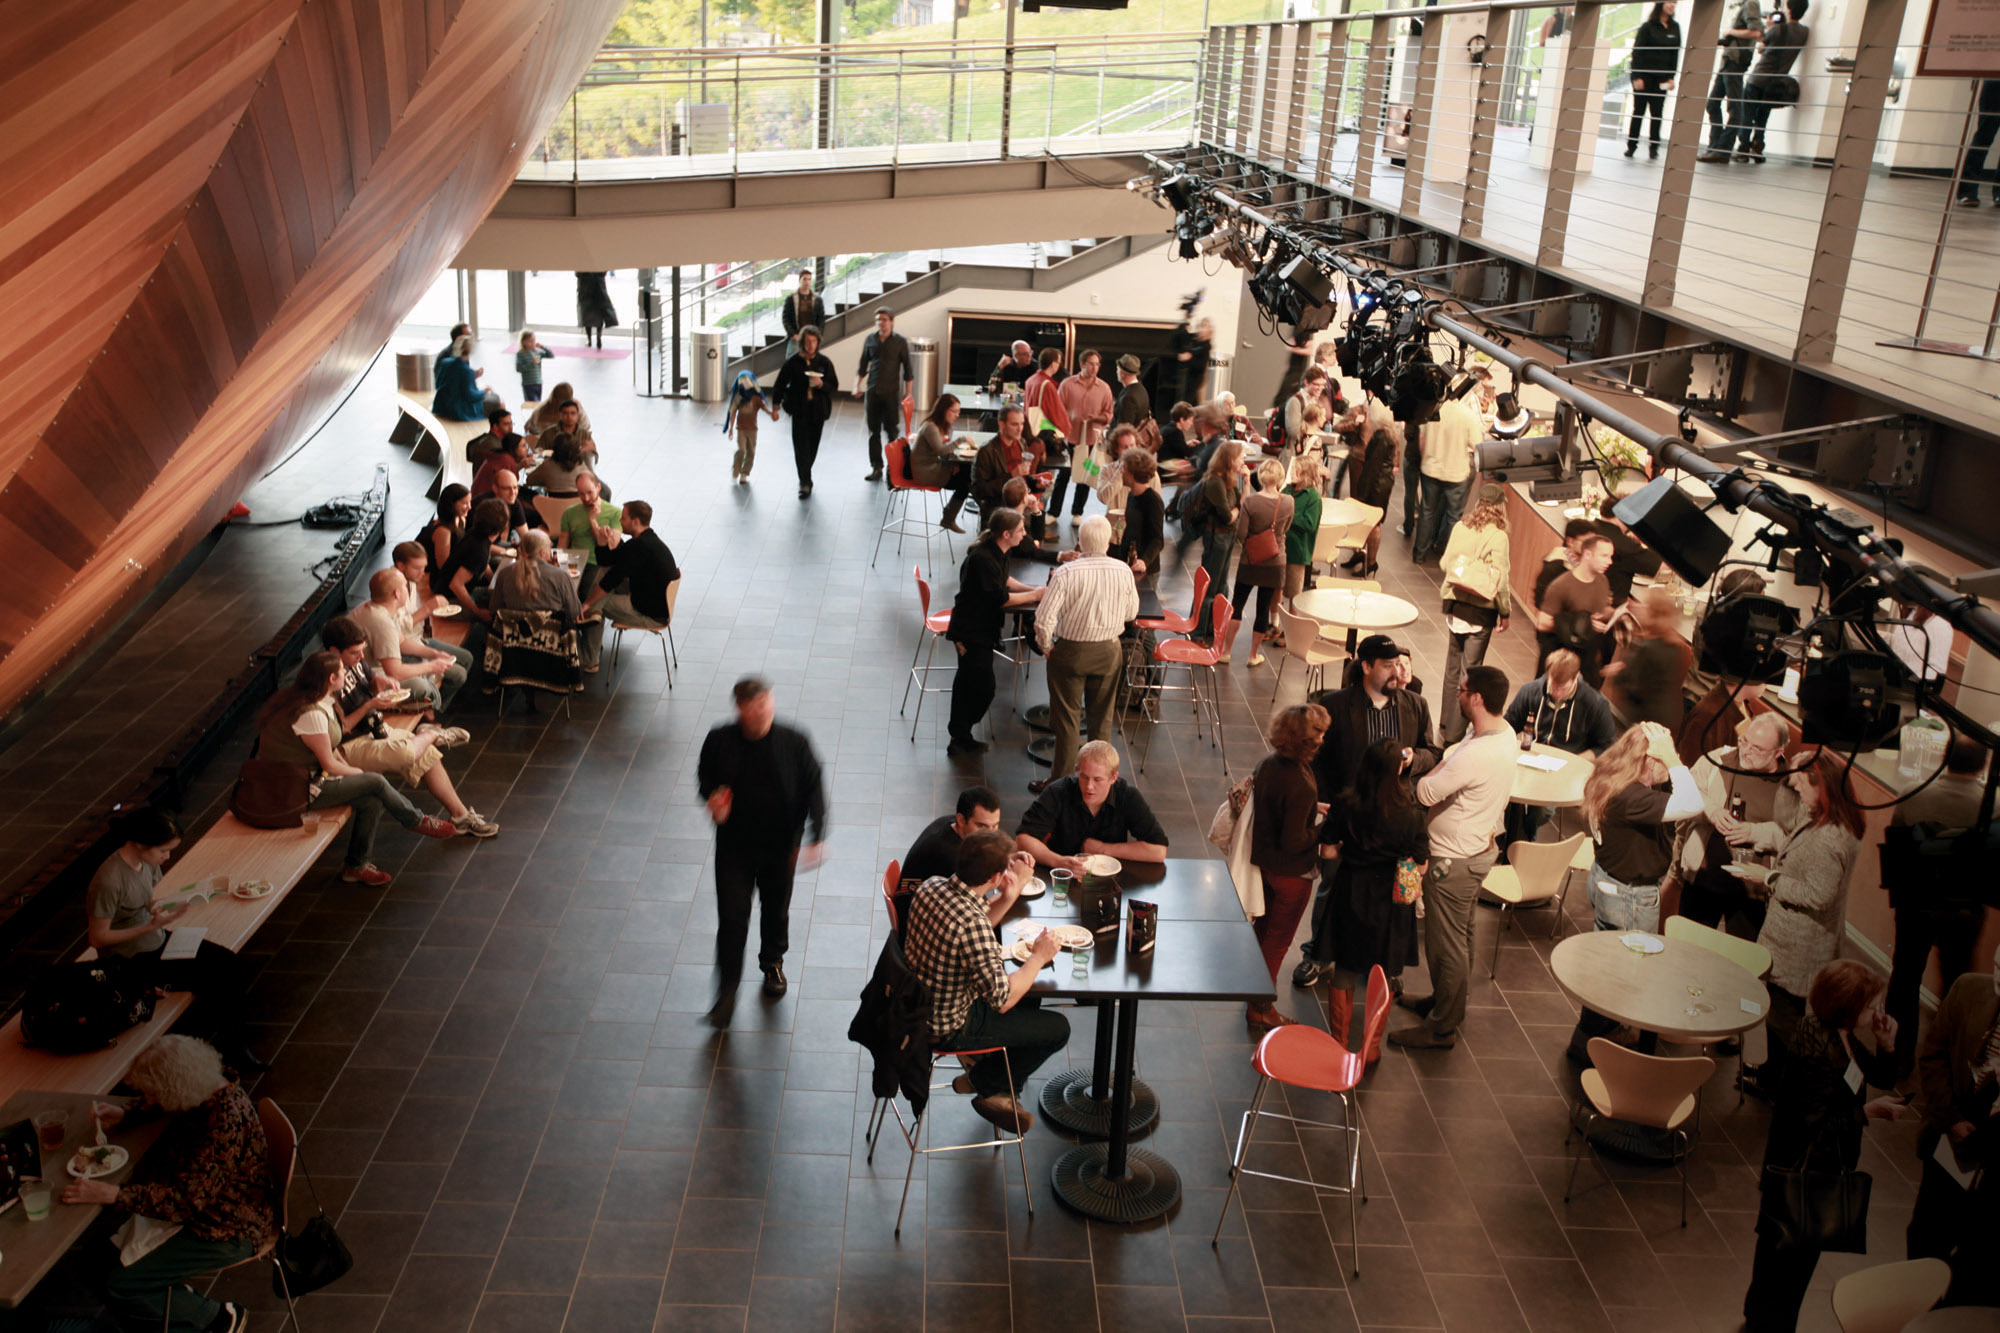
[1034,554,1139,653]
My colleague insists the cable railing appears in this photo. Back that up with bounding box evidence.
[522,33,1204,181]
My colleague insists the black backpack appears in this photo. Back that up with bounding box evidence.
[18,959,158,1054]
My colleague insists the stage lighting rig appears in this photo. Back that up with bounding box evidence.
[1695,592,1800,683]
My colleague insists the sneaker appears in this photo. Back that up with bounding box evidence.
[452,809,500,838]
[211,1303,248,1332]
[1246,654,1266,668]
[970,1093,1034,1134]
[431,726,472,749]
[340,865,393,887]
[1291,959,1324,987]
[415,815,457,839]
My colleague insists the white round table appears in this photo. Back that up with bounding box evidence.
[1510,743,1594,809]
[1318,498,1372,528]
[1550,932,1770,1044]
[1291,588,1419,632]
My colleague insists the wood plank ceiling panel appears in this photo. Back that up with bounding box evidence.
[0,0,625,717]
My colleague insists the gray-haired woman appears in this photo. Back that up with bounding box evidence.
[62,1035,276,1333]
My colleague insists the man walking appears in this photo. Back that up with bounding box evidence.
[1389,665,1518,1050]
[1057,349,1115,520]
[854,308,912,483]
[696,678,828,1023]
[1029,516,1138,793]
[780,269,825,357]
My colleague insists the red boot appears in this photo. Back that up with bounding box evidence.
[1326,987,1354,1052]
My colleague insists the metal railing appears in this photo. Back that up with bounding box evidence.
[521,33,1204,180]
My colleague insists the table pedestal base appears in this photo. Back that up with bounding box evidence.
[1039,1069,1159,1139]
[1051,1144,1182,1222]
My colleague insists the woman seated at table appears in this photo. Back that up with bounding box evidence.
[1245,703,1330,1032]
[420,484,470,576]
[911,393,974,534]
[434,497,511,624]
[490,530,584,621]
[523,431,593,499]
[1725,746,1866,1084]
[1315,737,1429,1062]
[524,383,590,438]
[85,808,264,1074]
[252,651,460,886]
[1109,448,1164,585]
[1743,960,1904,1333]
[1566,721,1701,1065]
[61,1035,276,1333]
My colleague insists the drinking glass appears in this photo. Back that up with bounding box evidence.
[19,1179,52,1221]
[33,1110,64,1153]
[1051,869,1075,907]
[1071,942,1091,978]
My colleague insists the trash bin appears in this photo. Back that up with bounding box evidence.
[395,351,433,394]
[1207,354,1233,401]
[691,326,728,403]
[909,336,940,418]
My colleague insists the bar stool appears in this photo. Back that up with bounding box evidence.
[873,438,953,570]
[1134,567,1210,640]
[1128,595,1232,775]
[900,566,955,741]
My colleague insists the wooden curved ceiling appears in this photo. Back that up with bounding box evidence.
[0,0,625,720]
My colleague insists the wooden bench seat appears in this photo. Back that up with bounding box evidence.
[0,810,352,1102]
[395,392,482,498]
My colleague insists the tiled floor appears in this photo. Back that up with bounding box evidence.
[4,338,1929,1333]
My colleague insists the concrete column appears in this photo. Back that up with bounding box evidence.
[506,271,526,334]
[1400,13,1443,215]
[1200,25,1224,141]
[1354,17,1394,197]
[1537,1,1601,268]
[1459,7,1505,240]
[1644,0,1724,306]
[1796,0,1909,361]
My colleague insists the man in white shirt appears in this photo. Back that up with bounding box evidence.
[1390,664,1520,1050]
[352,568,464,712]
[1030,516,1139,792]
[1411,396,1481,565]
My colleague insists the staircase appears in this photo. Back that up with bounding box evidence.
[725,233,1170,380]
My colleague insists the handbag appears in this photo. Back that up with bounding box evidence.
[274,1143,354,1297]
[1244,503,1283,565]
[1445,549,1501,601]
[1393,858,1425,905]
[230,758,311,829]
[1758,1161,1872,1254]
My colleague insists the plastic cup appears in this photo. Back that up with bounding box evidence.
[1050,869,1074,907]
[1071,942,1091,978]
[19,1179,51,1220]
[299,813,321,835]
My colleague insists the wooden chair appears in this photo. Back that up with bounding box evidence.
[1333,502,1383,561]
[531,493,571,533]
[1270,606,1342,700]
[1214,966,1393,1277]
[165,1098,301,1331]
[487,609,579,717]
[1662,915,1773,982]
[1830,1258,1950,1333]
[1565,1040,1715,1226]
[605,577,680,689]
[1478,832,1589,976]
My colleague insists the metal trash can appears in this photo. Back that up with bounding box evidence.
[1207,354,1233,401]
[909,336,940,418]
[691,326,728,403]
[395,351,433,394]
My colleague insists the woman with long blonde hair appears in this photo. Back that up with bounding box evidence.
[1566,721,1703,1065]
[1436,483,1512,743]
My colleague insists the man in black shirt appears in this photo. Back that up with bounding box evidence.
[903,786,1004,883]
[696,678,828,1024]
[854,308,912,483]
[581,499,680,673]
[945,510,1044,756]
[1015,741,1168,872]
[1594,517,1663,607]
[467,408,520,469]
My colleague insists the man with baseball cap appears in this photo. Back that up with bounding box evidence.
[1294,633,1442,985]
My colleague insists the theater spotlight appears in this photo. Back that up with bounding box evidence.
[1160,172,1196,213]
[1695,592,1800,682]
[1612,475,1733,587]
[1798,649,1901,752]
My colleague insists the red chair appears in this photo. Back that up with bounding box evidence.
[871,438,953,570]
[1212,966,1393,1276]
[1135,567,1211,639]
[880,858,903,932]
[1129,594,1232,775]
[900,566,955,741]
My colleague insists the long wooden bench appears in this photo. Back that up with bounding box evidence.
[394,392,482,500]
[0,810,351,1103]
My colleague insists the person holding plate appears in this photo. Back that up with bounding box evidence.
[62,1034,275,1333]
[772,325,838,499]
[85,808,265,1074]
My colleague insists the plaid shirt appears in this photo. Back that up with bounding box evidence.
[904,875,1009,1039]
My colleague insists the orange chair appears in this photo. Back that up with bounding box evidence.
[900,566,956,741]
[872,438,953,569]
[1130,594,1232,775]
[880,858,903,932]
[1135,567,1211,640]
[1213,966,1393,1276]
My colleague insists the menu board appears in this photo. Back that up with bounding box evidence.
[1918,0,2000,77]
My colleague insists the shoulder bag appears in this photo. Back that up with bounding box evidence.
[1757,1120,1872,1254]
[1243,499,1283,565]
[231,757,311,829]
[274,1141,355,1297]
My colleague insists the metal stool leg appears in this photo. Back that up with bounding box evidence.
[1212,1074,1273,1243]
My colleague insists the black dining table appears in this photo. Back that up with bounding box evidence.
[1000,858,1271,1223]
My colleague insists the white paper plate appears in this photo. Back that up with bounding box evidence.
[1081,855,1122,879]
[1018,878,1046,900]
[1619,933,1666,955]
[1006,939,1035,963]
[1720,864,1763,879]
[1050,924,1093,949]
[231,881,275,901]
[377,689,411,705]
[68,1145,128,1179]
[431,604,462,618]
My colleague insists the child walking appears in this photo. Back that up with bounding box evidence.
[516,331,554,405]
[726,372,777,483]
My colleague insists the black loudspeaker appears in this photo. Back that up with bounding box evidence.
[1611,475,1732,588]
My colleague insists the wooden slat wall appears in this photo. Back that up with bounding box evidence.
[0,0,623,719]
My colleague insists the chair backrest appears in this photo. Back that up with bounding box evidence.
[881,859,902,931]
[1185,566,1212,622]
[885,438,915,489]
[914,565,930,619]
[1506,832,1589,903]
[1357,965,1393,1058]
[1664,915,1774,980]
[1830,1258,1950,1333]
[1585,1040,1715,1130]
[533,494,571,532]
[1276,607,1322,665]
[1347,502,1384,531]
[1311,521,1347,564]
[1208,594,1234,650]
[256,1097,298,1226]
[664,577,682,620]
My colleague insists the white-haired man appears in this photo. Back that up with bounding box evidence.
[1029,516,1138,793]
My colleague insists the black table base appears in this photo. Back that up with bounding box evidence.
[1040,1069,1159,1138]
[1051,1144,1182,1222]
[1027,736,1055,766]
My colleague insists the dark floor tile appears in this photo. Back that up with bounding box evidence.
[753,1223,843,1279]
[651,1306,746,1332]
[584,1221,680,1277]
[1264,1285,1357,1333]
[381,1253,493,1331]
[663,1247,757,1306]
[1340,1244,1440,1327]
[490,1235,588,1293]
[564,1276,666,1332]
[1430,1273,1531,1332]
[1170,1236,1268,1321]
[745,1276,836,1332]
[335,1211,425,1294]
[926,1281,1014,1333]
[474,1292,571,1333]
[1503,1255,1616,1333]
[417,1201,517,1256]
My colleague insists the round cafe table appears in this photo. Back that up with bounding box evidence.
[1317,497,1372,529]
[1549,931,1769,1046]
[1291,586,1418,655]
[1511,743,1593,809]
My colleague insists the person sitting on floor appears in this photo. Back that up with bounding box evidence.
[904,786,1004,883]
[251,651,458,886]
[903,829,1068,1134]
[432,335,485,423]
[1015,740,1169,873]
[580,499,680,675]
[60,1035,276,1333]
[351,567,465,713]
[319,618,497,838]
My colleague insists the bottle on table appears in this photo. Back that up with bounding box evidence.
[1520,713,1537,752]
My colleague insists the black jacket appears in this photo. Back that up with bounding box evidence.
[1504,676,1620,754]
[697,720,828,849]
[848,935,934,1115]
[781,292,826,338]
[1630,17,1682,80]
[774,352,838,419]
[1308,685,1441,798]
[595,527,680,624]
